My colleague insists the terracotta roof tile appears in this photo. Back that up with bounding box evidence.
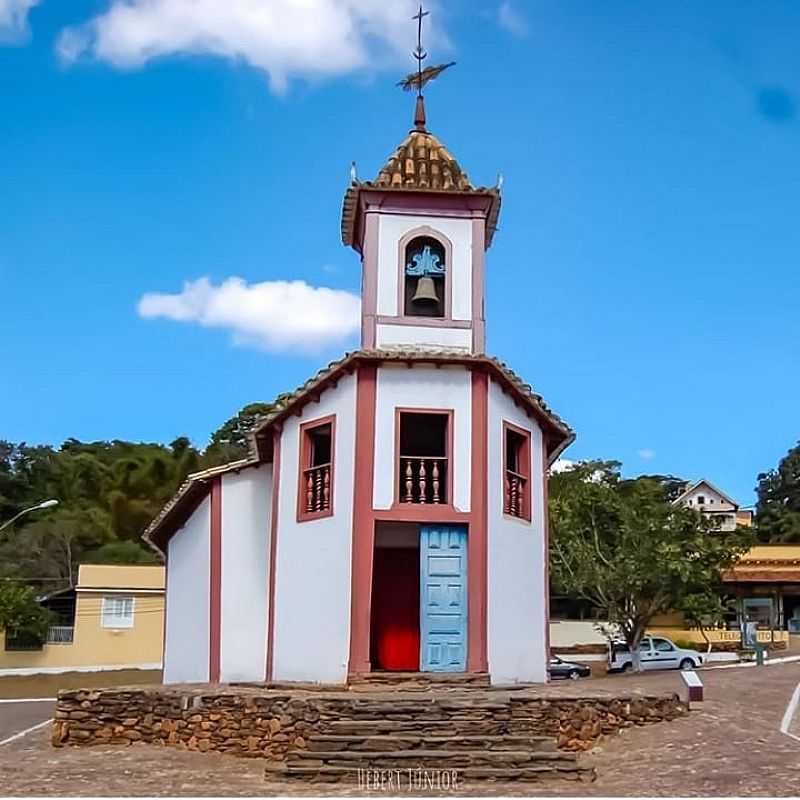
[341,127,502,249]
[373,130,472,192]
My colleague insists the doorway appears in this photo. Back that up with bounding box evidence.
[370,523,420,671]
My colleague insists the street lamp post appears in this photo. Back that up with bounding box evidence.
[0,499,59,535]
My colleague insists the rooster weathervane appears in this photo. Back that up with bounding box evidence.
[397,4,455,124]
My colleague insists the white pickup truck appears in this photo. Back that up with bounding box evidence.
[608,636,705,673]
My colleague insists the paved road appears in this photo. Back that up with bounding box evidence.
[1,666,799,795]
[0,701,54,745]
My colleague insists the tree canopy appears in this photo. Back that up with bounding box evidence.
[549,461,753,667]
[755,441,800,543]
[0,401,276,597]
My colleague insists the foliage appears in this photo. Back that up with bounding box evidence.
[202,402,276,467]
[549,461,753,670]
[0,584,53,643]
[677,591,734,652]
[0,399,276,595]
[755,441,800,543]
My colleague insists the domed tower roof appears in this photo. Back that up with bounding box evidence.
[373,127,472,192]
[341,114,501,252]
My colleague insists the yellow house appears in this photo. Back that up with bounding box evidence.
[0,564,164,675]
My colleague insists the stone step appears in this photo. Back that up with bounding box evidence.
[347,672,491,691]
[266,762,594,784]
[306,733,557,752]
[324,716,545,737]
[287,748,578,770]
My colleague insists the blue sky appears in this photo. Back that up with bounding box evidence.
[1,0,799,504]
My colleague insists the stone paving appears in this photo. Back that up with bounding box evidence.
[1,664,799,796]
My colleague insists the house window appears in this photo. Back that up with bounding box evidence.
[297,416,335,521]
[697,495,705,505]
[101,596,134,629]
[504,422,531,521]
[403,236,446,318]
[398,411,450,504]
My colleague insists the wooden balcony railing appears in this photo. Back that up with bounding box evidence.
[400,456,447,504]
[504,469,528,518]
[303,463,332,513]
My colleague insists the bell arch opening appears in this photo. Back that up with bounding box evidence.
[403,235,446,318]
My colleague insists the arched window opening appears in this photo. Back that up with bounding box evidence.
[404,236,446,318]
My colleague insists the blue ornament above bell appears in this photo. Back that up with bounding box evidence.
[405,245,445,277]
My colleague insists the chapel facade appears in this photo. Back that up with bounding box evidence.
[145,98,574,685]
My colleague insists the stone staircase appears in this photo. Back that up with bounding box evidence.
[264,688,594,784]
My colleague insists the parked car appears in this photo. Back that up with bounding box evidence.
[548,656,592,680]
[607,636,704,673]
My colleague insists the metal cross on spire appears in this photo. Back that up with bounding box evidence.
[396,4,455,131]
[412,4,429,100]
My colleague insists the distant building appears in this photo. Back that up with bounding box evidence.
[0,564,164,676]
[673,479,753,531]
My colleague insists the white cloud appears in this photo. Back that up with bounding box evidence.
[497,2,527,38]
[0,0,39,42]
[638,448,656,460]
[57,0,445,93]
[137,276,361,353]
[551,458,575,474]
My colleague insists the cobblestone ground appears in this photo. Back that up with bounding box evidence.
[1,663,799,797]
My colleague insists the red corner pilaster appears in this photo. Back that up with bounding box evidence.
[468,368,489,672]
[209,476,222,683]
[348,363,377,675]
[265,427,282,682]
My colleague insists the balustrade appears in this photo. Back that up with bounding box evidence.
[400,456,447,504]
[303,463,332,513]
[504,469,528,518]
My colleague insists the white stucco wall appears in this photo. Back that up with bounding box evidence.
[373,364,472,512]
[376,214,473,320]
[375,323,472,351]
[164,495,210,684]
[486,379,548,683]
[272,374,356,683]
[219,466,271,683]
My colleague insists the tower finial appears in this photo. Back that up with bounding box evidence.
[396,5,455,132]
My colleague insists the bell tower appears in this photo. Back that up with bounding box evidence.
[340,8,501,354]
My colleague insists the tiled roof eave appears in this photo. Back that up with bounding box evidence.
[249,349,574,460]
[145,350,575,550]
[341,182,501,250]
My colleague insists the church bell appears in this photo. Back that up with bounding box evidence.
[411,276,439,306]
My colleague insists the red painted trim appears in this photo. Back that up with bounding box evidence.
[393,407,455,508]
[468,369,489,672]
[265,427,281,681]
[209,477,222,683]
[502,420,533,522]
[375,507,472,524]
[396,226,454,322]
[542,436,551,670]
[471,217,486,353]
[348,364,377,675]
[296,414,336,523]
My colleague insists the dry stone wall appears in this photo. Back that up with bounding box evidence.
[52,685,687,758]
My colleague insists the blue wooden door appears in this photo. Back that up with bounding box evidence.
[420,525,467,671]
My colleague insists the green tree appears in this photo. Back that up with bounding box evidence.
[203,401,277,466]
[0,584,53,645]
[677,591,734,653]
[549,461,753,670]
[755,441,800,542]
